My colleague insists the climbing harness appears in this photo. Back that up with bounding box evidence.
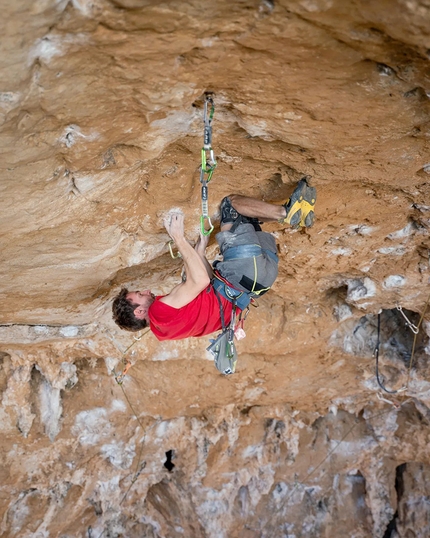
[209,255,276,376]
[199,94,217,236]
[212,243,278,311]
[212,271,258,311]
[209,220,278,374]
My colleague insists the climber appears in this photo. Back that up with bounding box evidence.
[112,178,316,339]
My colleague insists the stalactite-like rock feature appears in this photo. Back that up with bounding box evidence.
[1,0,430,536]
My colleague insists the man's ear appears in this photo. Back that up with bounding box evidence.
[134,306,147,320]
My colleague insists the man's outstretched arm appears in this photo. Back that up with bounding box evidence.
[161,213,211,309]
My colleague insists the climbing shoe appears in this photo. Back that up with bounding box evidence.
[281,177,317,228]
[220,197,262,231]
[220,196,238,226]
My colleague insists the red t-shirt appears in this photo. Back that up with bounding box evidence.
[148,285,236,341]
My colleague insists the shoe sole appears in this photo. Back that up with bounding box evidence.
[283,179,317,228]
[283,179,308,227]
[300,184,317,227]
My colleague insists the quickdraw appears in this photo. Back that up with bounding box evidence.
[167,95,217,259]
[374,302,428,395]
[113,330,150,384]
[396,305,419,334]
[199,94,217,236]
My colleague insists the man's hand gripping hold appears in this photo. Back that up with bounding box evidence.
[161,212,211,309]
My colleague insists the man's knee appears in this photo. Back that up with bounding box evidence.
[220,194,237,207]
[228,194,239,209]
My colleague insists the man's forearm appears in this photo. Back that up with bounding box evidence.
[194,245,213,280]
[175,237,210,286]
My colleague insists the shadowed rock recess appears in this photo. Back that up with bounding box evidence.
[1,0,430,536]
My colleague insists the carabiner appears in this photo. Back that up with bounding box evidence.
[201,148,216,183]
[200,215,214,236]
[114,359,132,385]
[168,240,182,259]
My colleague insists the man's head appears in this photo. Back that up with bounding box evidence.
[112,288,155,332]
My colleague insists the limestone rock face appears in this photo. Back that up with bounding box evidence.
[1,1,430,537]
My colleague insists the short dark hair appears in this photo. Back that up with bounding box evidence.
[112,288,148,332]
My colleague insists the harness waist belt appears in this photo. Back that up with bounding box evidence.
[212,277,251,310]
[223,244,279,263]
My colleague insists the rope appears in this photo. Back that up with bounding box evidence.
[96,371,160,538]
[117,383,147,504]
[92,327,162,538]
[284,403,401,504]
[110,330,153,507]
[97,294,428,534]
[113,329,151,384]
[286,294,430,500]
[116,382,161,505]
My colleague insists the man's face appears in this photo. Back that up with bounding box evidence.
[127,290,155,320]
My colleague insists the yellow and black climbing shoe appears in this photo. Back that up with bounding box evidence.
[281,177,317,228]
[299,179,317,227]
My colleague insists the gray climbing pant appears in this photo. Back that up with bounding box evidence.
[214,223,279,295]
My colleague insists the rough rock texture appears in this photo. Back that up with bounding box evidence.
[1,0,430,537]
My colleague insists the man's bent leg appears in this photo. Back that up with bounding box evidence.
[220,196,262,233]
[228,194,286,223]
[228,177,317,229]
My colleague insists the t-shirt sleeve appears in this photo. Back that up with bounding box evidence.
[148,297,181,340]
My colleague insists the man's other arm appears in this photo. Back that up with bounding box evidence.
[160,213,211,309]
[194,233,213,280]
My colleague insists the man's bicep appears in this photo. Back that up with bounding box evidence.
[160,279,209,309]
